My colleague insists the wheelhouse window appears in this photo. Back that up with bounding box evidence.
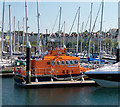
[47,62,50,65]
[61,60,65,65]
[57,61,60,65]
[66,60,69,65]
[70,60,73,65]
[74,60,78,64]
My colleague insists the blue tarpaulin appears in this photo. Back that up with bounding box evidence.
[88,57,105,62]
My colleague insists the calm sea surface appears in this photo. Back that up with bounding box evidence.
[2,77,120,106]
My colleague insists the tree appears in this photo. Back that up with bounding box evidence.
[72,32,76,35]
[113,41,118,49]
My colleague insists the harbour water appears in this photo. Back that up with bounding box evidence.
[2,77,119,106]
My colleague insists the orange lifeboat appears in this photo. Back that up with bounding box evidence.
[14,47,90,82]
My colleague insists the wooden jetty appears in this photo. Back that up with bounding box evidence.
[16,80,98,87]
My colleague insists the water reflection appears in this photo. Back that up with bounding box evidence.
[2,78,119,105]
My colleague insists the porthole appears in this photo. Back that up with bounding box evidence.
[74,60,78,64]
[70,60,73,65]
[66,60,69,65]
[57,61,60,65]
[61,60,65,65]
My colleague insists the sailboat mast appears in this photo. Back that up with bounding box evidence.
[88,3,93,57]
[63,21,65,48]
[117,1,120,62]
[13,16,15,53]
[99,0,104,65]
[58,7,62,47]
[81,22,84,53]
[1,0,5,61]
[118,2,120,48]
[17,21,19,52]
[76,7,80,54]
[37,0,41,55]
[25,0,28,42]
[9,5,12,65]
[22,17,25,53]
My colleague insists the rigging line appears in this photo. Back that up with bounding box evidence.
[84,11,91,32]
[91,2,102,32]
[60,21,64,32]
[51,10,59,33]
[69,7,79,36]
[88,2,102,41]
[80,22,84,33]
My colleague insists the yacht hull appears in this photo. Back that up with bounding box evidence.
[85,73,120,87]
[91,78,120,88]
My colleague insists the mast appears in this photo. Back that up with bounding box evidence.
[13,16,15,53]
[25,0,28,42]
[117,1,120,62]
[104,29,106,52]
[76,7,80,54]
[88,3,93,57]
[37,0,41,55]
[58,7,62,47]
[118,2,120,48]
[17,21,19,52]
[1,0,5,61]
[9,5,12,65]
[81,22,84,53]
[22,17,25,53]
[99,0,104,65]
[63,21,65,48]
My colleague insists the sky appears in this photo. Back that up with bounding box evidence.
[0,0,118,34]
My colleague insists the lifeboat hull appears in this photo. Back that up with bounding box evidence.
[14,73,83,85]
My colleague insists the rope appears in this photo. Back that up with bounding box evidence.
[51,10,60,33]
[69,7,79,36]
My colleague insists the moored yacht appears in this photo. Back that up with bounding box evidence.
[85,63,120,87]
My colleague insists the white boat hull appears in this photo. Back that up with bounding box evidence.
[92,78,120,88]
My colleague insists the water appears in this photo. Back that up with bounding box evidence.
[2,78,119,106]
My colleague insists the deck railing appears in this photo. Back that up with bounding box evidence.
[15,66,58,77]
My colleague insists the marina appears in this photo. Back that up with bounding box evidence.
[0,0,120,106]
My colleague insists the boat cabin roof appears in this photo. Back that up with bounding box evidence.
[44,55,80,60]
